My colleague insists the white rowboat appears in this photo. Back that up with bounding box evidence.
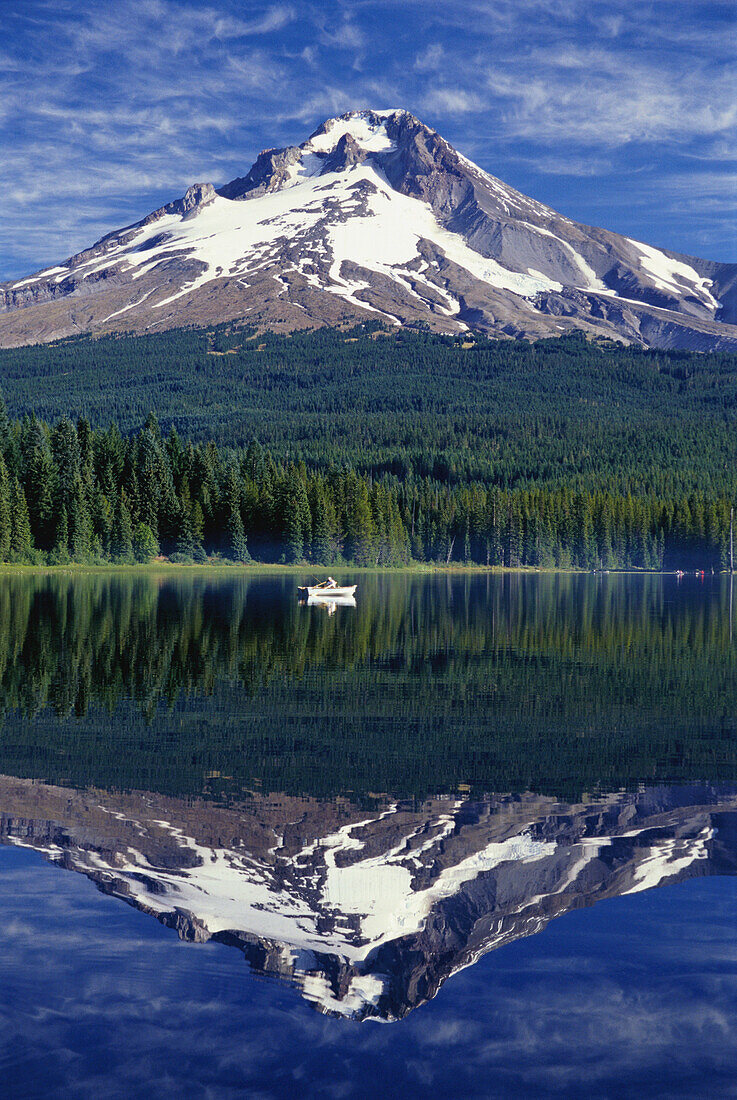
[297,578,357,599]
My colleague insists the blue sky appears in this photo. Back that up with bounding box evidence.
[1,0,735,280]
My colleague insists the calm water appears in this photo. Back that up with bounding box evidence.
[0,571,735,1098]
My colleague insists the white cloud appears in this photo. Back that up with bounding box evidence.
[319,17,365,50]
[1,0,734,277]
[422,88,483,115]
[214,5,297,37]
[414,43,444,72]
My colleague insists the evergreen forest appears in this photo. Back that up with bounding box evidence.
[0,325,736,569]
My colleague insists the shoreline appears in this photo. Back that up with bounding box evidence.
[0,562,726,577]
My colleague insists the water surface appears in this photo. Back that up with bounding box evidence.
[0,571,735,1096]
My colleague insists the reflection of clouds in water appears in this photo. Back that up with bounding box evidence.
[1,848,735,1099]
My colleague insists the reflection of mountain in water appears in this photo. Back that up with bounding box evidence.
[2,776,735,1021]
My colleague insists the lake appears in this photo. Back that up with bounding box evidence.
[0,570,735,1098]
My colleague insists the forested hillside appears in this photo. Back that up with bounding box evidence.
[0,392,733,570]
[0,326,735,569]
[1,325,736,497]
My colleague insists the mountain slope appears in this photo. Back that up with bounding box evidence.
[2,109,736,350]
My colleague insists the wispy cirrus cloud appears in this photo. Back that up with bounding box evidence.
[1,0,734,279]
[421,88,484,115]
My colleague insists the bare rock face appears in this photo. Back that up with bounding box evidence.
[1,108,735,349]
[1,774,736,1021]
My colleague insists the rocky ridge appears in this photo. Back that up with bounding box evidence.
[1,109,736,350]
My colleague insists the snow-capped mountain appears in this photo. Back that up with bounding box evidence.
[2,775,735,1021]
[1,109,736,350]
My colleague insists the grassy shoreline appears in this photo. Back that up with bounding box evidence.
[0,561,718,577]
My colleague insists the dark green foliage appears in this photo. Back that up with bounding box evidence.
[224,467,249,562]
[132,522,159,563]
[53,506,69,562]
[9,476,32,561]
[0,402,733,568]
[0,454,10,560]
[112,494,134,563]
[2,326,737,498]
[276,466,311,563]
[0,328,735,567]
[227,512,249,563]
[309,480,340,564]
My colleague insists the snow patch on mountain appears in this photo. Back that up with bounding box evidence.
[11,266,67,289]
[328,167,563,299]
[307,113,397,154]
[322,823,555,945]
[627,238,719,311]
[519,221,604,290]
[97,287,159,324]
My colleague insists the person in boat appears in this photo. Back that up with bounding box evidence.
[312,577,338,589]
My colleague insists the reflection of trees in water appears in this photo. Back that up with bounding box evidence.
[0,572,734,799]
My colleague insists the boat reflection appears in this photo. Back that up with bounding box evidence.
[303,593,357,614]
[2,775,735,1022]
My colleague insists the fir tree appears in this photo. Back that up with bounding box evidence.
[223,467,249,561]
[69,478,92,561]
[54,506,69,561]
[25,440,56,550]
[132,523,159,562]
[346,481,376,566]
[0,453,11,561]
[309,483,337,564]
[112,494,134,562]
[227,507,249,562]
[10,477,33,561]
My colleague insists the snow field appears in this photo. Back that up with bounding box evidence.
[627,238,718,310]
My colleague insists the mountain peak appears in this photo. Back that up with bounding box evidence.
[217,107,414,201]
[1,107,735,350]
[308,106,411,138]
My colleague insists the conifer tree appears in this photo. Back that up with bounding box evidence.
[54,506,69,561]
[346,481,376,566]
[223,467,249,561]
[76,417,93,468]
[136,428,164,537]
[51,417,81,490]
[174,506,197,559]
[132,523,159,562]
[25,440,55,550]
[112,494,134,562]
[69,478,92,561]
[10,477,32,561]
[227,507,250,562]
[278,467,311,563]
[0,453,11,561]
[309,481,338,564]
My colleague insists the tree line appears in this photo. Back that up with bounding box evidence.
[0,399,733,569]
[1,325,736,498]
